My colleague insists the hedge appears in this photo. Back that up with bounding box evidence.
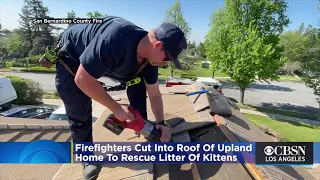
[5,75,44,105]
[4,55,42,68]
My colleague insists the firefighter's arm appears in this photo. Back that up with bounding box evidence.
[75,65,118,111]
[145,80,164,123]
[146,80,171,142]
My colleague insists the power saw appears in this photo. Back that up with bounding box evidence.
[103,106,162,142]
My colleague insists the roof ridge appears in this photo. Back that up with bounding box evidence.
[0,123,69,130]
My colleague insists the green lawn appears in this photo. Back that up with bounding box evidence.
[159,63,229,78]
[237,103,318,120]
[15,63,230,78]
[21,66,56,73]
[244,113,320,142]
[43,92,60,99]
[278,75,301,82]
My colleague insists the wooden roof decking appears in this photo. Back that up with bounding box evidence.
[0,117,71,143]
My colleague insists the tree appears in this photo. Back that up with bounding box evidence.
[300,2,320,107]
[0,38,8,60]
[205,0,289,104]
[67,10,77,28]
[279,26,308,75]
[197,42,206,58]
[205,9,227,77]
[1,29,11,36]
[164,0,191,77]
[19,0,56,56]
[0,24,11,38]
[18,0,33,54]
[86,11,106,18]
[7,31,25,58]
[280,26,308,62]
[301,29,320,107]
[186,41,196,57]
[282,61,302,76]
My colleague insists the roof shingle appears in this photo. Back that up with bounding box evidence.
[0,117,71,180]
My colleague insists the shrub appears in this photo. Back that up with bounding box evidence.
[5,61,14,68]
[5,56,41,67]
[5,75,44,105]
[26,55,41,64]
[180,73,196,80]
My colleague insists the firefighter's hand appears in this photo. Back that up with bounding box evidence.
[114,105,135,121]
[156,125,171,142]
[39,58,53,69]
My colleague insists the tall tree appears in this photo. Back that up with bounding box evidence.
[0,38,8,60]
[19,0,56,56]
[187,40,196,56]
[0,24,11,37]
[67,10,77,28]
[5,29,29,58]
[197,42,206,58]
[18,0,33,54]
[1,29,11,36]
[300,2,320,107]
[279,25,308,75]
[164,0,191,76]
[86,11,106,18]
[280,27,308,63]
[205,0,289,104]
[205,9,227,77]
[7,31,25,58]
[164,0,191,38]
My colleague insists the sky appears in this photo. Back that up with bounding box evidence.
[0,0,319,44]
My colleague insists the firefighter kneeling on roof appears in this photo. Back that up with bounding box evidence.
[39,15,187,180]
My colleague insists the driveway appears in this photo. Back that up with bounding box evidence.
[222,80,319,114]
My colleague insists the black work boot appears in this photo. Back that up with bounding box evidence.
[82,163,103,180]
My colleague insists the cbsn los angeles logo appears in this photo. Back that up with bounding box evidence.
[255,142,313,165]
[264,145,306,163]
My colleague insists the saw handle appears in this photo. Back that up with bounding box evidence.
[110,105,146,132]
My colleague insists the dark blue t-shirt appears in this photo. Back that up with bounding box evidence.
[59,16,158,84]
